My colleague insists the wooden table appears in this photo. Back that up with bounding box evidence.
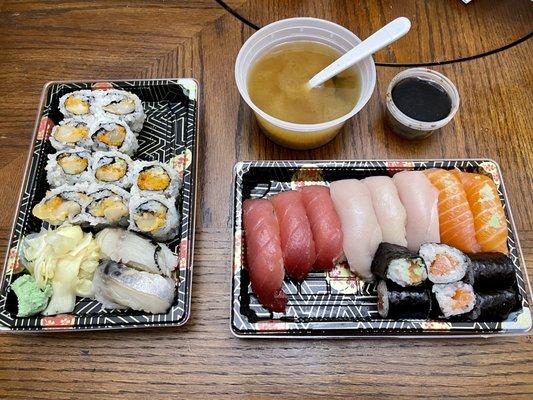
[1,1,532,398]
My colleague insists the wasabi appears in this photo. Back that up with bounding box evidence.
[11,275,52,317]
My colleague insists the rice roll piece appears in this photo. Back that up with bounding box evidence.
[90,120,138,156]
[46,147,91,187]
[432,281,476,318]
[271,190,316,280]
[92,260,175,314]
[330,179,382,282]
[32,183,89,225]
[377,280,431,319]
[371,243,427,287]
[393,171,440,251]
[50,119,92,151]
[91,150,134,189]
[467,252,516,290]
[128,194,179,241]
[84,184,130,227]
[96,228,177,277]
[131,161,180,198]
[243,198,287,312]
[95,89,145,132]
[300,185,344,270]
[59,90,94,118]
[363,176,407,246]
[469,289,517,321]
[420,243,469,284]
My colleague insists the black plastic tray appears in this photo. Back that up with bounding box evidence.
[0,79,198,331]
[231,160,532,338]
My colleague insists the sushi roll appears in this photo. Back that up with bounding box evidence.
[59,90,94,118]
[377,280,431,319]
[50,118,92,151]
[46,147,91,187]
[90,119,138,156]
[128,194,179,241]
[83,184,130,227]
[467,252,516,290]
[432,281,476,318]
[32,183,90,225]
[95,89,145,132]
[96,228,177,277]
[131,161,180,198]
[469,289,517,321]
[419,243,469,284]
[91,150,134,189]
[371,243,427,287]
[92,260,175,314]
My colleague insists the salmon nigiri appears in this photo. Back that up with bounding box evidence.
[271,190,316,280]
[453,170,508,253]
[243,199,287,312]
[424,169,480,253]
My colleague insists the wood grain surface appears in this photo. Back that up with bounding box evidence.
[0,1,532,399]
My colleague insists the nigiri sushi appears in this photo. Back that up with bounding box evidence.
[425,169,480,253]
[453,170,508,253]
[393,171,440,251]
[243,198,287,312]
[96,228,177,277]
[363,176,407,246]
[92,260,176,314]
[271,191,316,280]
[300,185,344,270]
[330,179,382,281]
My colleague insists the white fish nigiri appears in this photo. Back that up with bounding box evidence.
[363,176,407,246]
[96,228,177,277]
[393,171,440,251]
[330,179,382,281]
[92,261,175,314]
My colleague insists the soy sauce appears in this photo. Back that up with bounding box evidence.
[391,77,452,122]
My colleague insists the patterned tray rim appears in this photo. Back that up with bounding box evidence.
[0,78,199,333]
[230,159,533,339]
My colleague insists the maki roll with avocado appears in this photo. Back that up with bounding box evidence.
[46,147,91,187]
[128,194,179,241]
[50,118,92,151]
[90,120,138,156]
[32,183,90,225]
[59,90,94,118]
[84,184,130,227]
[371,242,427,287]
[432,281,476,319]
[131,160,180,198]
[377,280,431,319]
[419,243,469,284]
[91,150,134,189]
[467,252,516,290]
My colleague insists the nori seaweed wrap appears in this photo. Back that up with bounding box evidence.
[371,243,427,287]
[377,280,431,319]
[469,289,517,321]
[467,252,516,290]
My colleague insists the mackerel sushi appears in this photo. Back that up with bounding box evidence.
[467,252,516,290]
[50,118,92,151]
[95,89,145,132]
[377,280,431,319]
[420,243,469,284]
[432,281,476,318]
[371,243,427,287]
[91,150,134,189]
[128,194,179,241]
[469,289,517,321]
[84,184,130,227]
[46,147,91,187]
[90,120,138,156]
[131,160,180,198]
[59,90,94,118]
[32,183,90,225]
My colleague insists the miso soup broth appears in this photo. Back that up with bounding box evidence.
[247,41,361,125]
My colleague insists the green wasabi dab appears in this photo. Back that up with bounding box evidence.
[11,275,52,317]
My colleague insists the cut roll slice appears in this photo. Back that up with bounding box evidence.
[91,150,134,189]
[46,147,91,187]
[128,194,179,241]
[377,280,431,319]
[131,160,180,198]
[419,242,469,284]
[32,183,90,225]
[50,119,92,151]
[371,242,427,287]
[90,120,138,156]
[432,281,476,318]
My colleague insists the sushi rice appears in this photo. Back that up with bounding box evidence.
[419,243,469,284]
[50,118,93,151]
[131,160,180,198]
[90,150,134,189]
[90,119,138,156]
[128,193,179,241]
[83,183,130,227]
[46,147,92,187]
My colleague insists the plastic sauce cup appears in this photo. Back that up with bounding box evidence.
[385,68,460,139]
[235,17,377,150]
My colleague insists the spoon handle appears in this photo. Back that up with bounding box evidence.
[308,17,411,88]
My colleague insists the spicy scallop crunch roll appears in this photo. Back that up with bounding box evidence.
[50,118,92,151]
[131,160,180,198]
[46,147,92,187]
[59,90,95,119]
[90,119,138,156]
[91,150,134,189]
[95,89,145,133]
[32,183,90,225]
[83,183,130,228]
[128,194,179,241]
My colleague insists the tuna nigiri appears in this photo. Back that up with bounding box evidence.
[453,170,508,253]
[330,180,382,281]
[393,171,440,251]
[363,176,407,246]
[300,185,344,270]
[424,169,480,253]
[271,191,316,280]
[243,199,287,312]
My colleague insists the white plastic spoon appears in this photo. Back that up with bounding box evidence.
[307,17,411,89]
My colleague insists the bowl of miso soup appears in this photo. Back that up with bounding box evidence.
[235,17,376,150]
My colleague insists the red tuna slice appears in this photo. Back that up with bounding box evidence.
[300,186,344,270]
[243,198,287,312]
[271,190,316,280]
